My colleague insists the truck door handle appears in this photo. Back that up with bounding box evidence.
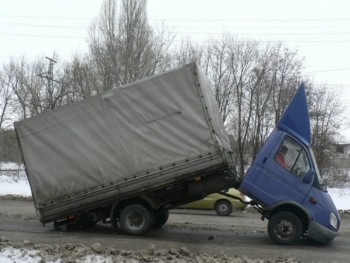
[264,169,277,178]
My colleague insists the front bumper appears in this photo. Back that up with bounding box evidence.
[308,220,338,244]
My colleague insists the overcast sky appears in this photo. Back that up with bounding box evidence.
[1,0,350,140]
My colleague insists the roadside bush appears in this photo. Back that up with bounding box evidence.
[321,167,350,188]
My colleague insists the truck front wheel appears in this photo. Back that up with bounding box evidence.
[268,211,302,245]
[119,204,154,235]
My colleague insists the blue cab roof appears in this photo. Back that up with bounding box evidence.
[277,83,311,145]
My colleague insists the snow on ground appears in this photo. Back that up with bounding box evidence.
[327,188,350,210]
[0,174,30,197]
[1,177,350,210]
[1,162,349,210]
[0,248,42,263]
[0,163,29,198]
[0,247,111,263]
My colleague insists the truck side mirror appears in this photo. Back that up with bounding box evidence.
[303,170,315,184]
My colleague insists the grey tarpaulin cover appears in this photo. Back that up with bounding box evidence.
[15,62,232,214]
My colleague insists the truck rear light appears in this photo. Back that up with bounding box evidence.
[68,214,76,220]
[194,176,201,182]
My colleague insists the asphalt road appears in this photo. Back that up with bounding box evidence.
[0,200,349,262]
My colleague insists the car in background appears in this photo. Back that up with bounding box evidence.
[177,188,247,216]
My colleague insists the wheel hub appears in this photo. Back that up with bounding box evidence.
[126,211,144,229]
[275,219,294,239]
[218,204,228,212]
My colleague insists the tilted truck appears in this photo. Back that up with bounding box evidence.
[15,62,340,245]
[15,62,239,235]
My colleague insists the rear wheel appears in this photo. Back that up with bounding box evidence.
[268,211,303,245]
[214,200,232,216]
[119,204,154,235]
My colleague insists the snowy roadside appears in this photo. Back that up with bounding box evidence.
[0,238,301,263]
[1,162,350,211]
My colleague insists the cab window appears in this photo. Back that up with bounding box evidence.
[274,136,311,179]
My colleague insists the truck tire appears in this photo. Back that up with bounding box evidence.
[153,210,169,228]
[119,204,154,235]
[268,211,302,245]
[214,200,232,216]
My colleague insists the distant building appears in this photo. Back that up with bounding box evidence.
[331,143,350,169]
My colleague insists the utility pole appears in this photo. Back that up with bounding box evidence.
[39,56,60,86]
[38,56,61,110]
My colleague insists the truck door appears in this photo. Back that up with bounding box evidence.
[248,134,313,207]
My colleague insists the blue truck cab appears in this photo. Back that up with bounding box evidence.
[239,84,340,244]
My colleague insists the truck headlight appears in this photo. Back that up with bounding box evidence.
[330,213,338,229]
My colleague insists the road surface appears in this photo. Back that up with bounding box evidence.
[0,199,349,262]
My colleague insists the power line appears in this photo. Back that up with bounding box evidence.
[4,21,350,32]
[0,21,86,30]
[2,20,350,31]
[2,30,350,43]
[4,21,350,37]
[164,25,350,30]
[172,39,350,43]
[150,18,350,22]
[0,14,91,20]
[172,31,350,36]
[1,14,350,22]
[306,68,350,73]
[0,32,85,39]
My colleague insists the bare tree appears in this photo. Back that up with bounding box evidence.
[202,37,234,124]
[169,37,260,175]
[170,38,203,68]
[118,0,159,82]
[224,39,263,176]
[0,68,15,129]
[37,54,69,112]
[88,0,119,92]
[309,85,343,169]
[88,0,173,92]
[268,46,304,125]
[64,54,97,102]
[0,64,19,162]
[4,55,69,119]
[192,37,306,176]
[250,44,304,157]
[4,57,32,119]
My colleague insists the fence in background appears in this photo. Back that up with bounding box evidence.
[0,169,26,179]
